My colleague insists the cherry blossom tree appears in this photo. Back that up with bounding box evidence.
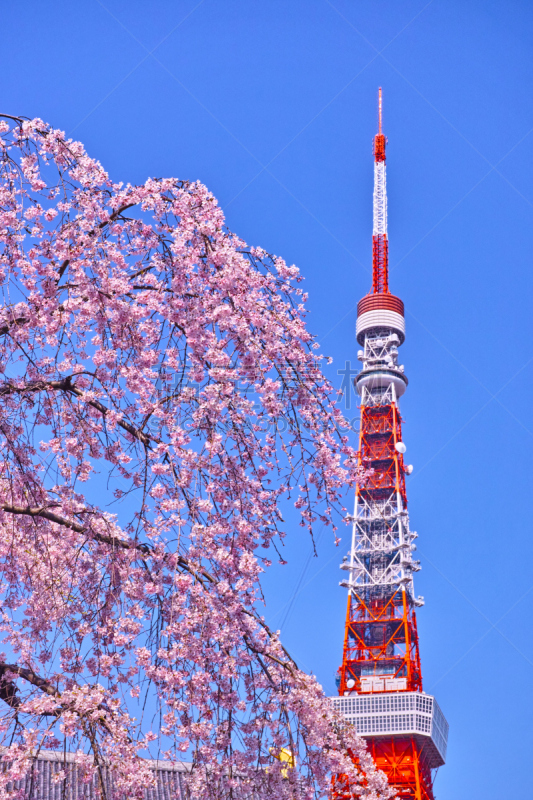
[0,115,392,800]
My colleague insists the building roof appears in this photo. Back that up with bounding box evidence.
[5,749,192,800]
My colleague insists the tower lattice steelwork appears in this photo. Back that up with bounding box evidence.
[331,90,449,800]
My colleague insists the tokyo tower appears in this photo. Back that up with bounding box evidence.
[331,90,449,800]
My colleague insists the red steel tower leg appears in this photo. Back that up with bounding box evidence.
[331,89,449,799]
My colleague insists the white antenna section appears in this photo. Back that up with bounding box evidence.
[373,161,387,237]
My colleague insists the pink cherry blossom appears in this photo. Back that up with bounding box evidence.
[0,114,393,800]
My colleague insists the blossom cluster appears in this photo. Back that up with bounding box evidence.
[0,116,392,799]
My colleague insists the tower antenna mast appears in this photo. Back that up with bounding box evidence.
[372,86,389,294]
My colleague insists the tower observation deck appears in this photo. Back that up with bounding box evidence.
[331,90,448,800]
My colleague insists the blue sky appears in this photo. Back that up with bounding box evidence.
[3,1,533,797]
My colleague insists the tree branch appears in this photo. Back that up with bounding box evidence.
[0,503,151,555]
[0,664,113,738]
[0,663,56,700]
[0,316,29,337]
[56,202,136,283]
[0,377,155,447]
[0,504,299,673]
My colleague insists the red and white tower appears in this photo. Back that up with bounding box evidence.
[331,90,449,800]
